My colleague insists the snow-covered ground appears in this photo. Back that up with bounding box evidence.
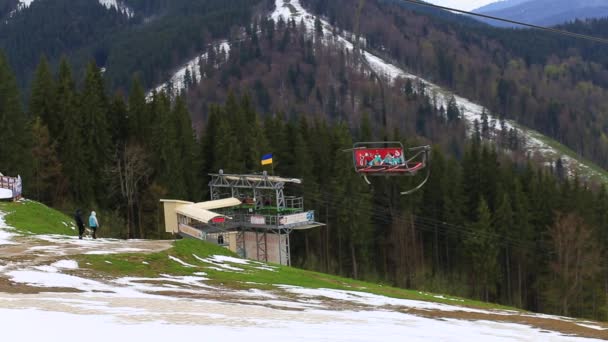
[0,210,606,340]
[270,0,607,183]
[0,210,17,245]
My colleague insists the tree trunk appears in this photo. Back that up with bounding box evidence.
[518,260,523,308]
[325,203,330,273]
[434,224,439,274]
[350,238,358,279]
[506,246,512,305]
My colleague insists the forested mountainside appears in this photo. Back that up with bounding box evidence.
[300,0,608,171]
[0,0,269,92]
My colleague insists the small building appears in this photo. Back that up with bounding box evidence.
[0,174,22,201]
[161,171,324,265]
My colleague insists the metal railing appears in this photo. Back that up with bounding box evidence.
[0,176,21,199]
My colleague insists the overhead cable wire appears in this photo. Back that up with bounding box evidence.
[398,0,608,45]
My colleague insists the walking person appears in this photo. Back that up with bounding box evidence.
[88,211,99,239]
[75,209,85,240]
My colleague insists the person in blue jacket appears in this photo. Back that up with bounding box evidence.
[88,211,99,239]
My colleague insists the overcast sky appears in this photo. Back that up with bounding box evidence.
[425,0,500,11]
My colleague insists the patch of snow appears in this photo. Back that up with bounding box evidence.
[576,323,608,331]
[277,285,503,315]
[254,266,278,272]
[240,299,322,309]
[7,270,106,289]
[32,265,58,273]
[51,260,79,270]
[148,41,230,100]
[114,274,213,292]
[209,255,250,265]
[192,254,245,272]
[168,255,197,268]
[0,210,17,245]
[98,0,134,18]
[18,0,35,7]
[234,288,278,299]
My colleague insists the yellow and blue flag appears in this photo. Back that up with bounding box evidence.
[261,153,273,166]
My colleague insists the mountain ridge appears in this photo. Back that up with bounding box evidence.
[473,0,608,27]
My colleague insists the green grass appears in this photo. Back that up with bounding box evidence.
[529,130,608,184]
[0,200,77,236]
[78,238,517,311]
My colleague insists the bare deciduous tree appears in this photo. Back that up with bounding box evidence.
[108,143,151,239]
[548,212,601,316]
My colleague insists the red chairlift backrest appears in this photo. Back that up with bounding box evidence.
[354,147,406,171]
[211,217,226,224]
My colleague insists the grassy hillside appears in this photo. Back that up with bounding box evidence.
[0,200,76,236]
[79,238,516,311]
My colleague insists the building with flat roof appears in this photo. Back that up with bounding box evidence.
[161,171,324,265]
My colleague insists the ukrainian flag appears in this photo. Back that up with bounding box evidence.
[261,153,273,166]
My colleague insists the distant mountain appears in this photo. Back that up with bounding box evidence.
[473,0,531,13]
[473,0,608,27]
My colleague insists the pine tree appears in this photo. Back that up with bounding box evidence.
[127,76,149,144]
[481,108,490,140]
[465,198,500,301]
[446,96,460,122]
[108,92,128,145]
[55,58,88,203]
[172,95,201,200]
[30,117,63,204]
[80,61,112,204]
[330,122,373,279]
[462,142,481,221]
[494,193,515,304]
[29,56,56,125]
[0,52,31,178]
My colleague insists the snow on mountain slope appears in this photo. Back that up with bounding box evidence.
[8,0,134,18]
[17,0,35,8]
[98,0,134,18]
[271,0,608,184]
[148,41,231,99]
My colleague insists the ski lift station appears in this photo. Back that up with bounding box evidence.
[161,171,325,265]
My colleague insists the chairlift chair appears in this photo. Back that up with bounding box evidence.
[350,141,431,195]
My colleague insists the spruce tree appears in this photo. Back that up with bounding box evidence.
[127,76,149,144]
[108,92,128,145]
[80,61,111,204]
[494,193,515,304]
[29,56,56,125]
[31,117,63,204]
[465,198,500,301]
[55,58,88,203]
[172,95,200,200]
[0,52,31,178]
